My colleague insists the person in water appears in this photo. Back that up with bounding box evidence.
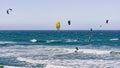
[75,47,79,53]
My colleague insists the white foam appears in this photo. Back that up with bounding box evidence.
[16,57,120,68]
[65,48,110,55]
[17,57,71,68]
[30,39,37,43]
[0,41,16,44]
[52,59,120,68]
[46,40,61,43]
[4,66,26,68]
[110,38,119,41]
[1,45,120,68]
[46,64,71,68]
[17,57,47,64]
[65,39,78,42]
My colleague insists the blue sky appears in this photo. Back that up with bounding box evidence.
[0,0,120,30]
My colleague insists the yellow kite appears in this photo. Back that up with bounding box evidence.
[56,21,60,30]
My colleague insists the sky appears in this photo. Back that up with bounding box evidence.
[0,0,120,30]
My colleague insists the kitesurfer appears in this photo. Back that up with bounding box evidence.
[90,28,92,32]
[88,36,91,43]
[75,47,79,53]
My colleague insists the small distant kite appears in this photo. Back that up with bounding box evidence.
[68,20,71,25]
[106,20,109,24]
[7,8,12,14]
[100,25,102,28]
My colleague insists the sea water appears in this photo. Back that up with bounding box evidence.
[0,30,120,68]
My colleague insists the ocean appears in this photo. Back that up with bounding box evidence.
[0,30,120,68]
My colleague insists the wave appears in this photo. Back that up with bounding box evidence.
[17,57,71,68]
[46,64,71,68]
[46,40,61,43]
[1,65,26,68]
[48,59,120,68]
[30,39,37,43]
[65,39,78,43]
[1,38,119,46]
[46,39,78,43]
[16,57,120,68]
[29,39,79,44]
[0,41,33,46]
[17,57,47,64]
[64,48,111,55]
[0,41,17,44]
[110,38,119,41]
[1,46,120,68]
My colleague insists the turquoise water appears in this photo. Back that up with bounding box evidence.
[0,30,119,46]
[0,30,120,68]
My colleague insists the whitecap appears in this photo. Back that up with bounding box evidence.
[64,48,110,55]
[17,57,71,68]
[65,39,78,43]
[30,39,37,43]
[4,66,26,68]
[46,40,61,43]
[17,57,47,64]
[0,41,16,44]
[110,38,119,41]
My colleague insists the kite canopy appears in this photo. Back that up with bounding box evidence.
[68,20,71,25]
[100,25,102,28]
[7,8,12,14]
[56,21,60,30]
[106,20,109,24]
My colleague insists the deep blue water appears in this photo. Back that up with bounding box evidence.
[0,30,120,68]
[0,30,119,46]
